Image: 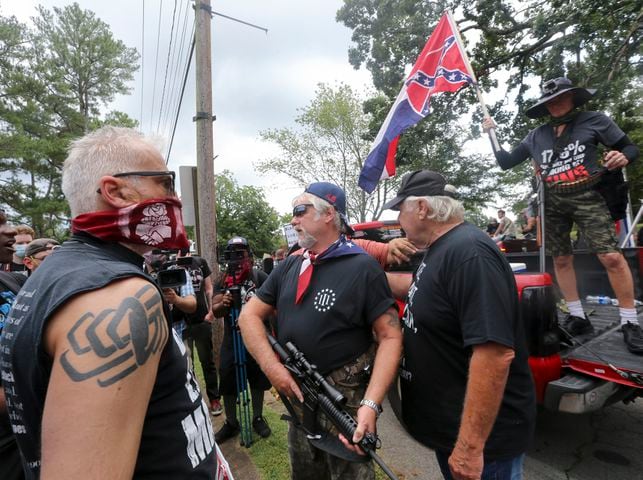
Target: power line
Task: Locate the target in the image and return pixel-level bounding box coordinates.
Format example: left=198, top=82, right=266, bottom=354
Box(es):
left=156, top=0, right=179, bottom=132
left=139, top=0, right=145, bottom=128
left=149, top=0, right=164, bottom=130
left=161, top=1, right=192, bottom=141
left=166, top=35, right=195, bottom=164
left=162, top=19, right=194, bottom=147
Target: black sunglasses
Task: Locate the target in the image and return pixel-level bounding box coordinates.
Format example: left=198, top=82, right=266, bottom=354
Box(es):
left=96, top=171, right=176, bottom=194
left=292, top=203, right=314, bottom=217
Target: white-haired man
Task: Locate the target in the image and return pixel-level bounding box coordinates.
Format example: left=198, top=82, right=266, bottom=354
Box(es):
left=239, top=182, right=402, bottom=480
left=385, top=170, right=536, bottom=480
left=0, top=127, right=217, bottom=479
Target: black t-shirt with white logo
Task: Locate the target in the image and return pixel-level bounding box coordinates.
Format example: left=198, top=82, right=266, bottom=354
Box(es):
left=520, top=111, right=625, bottom=184
left=0, top=234, right=216, bottom=479
left=256, top=253, right=396, bottom=375
left=400, top=222, right=536, bottom=459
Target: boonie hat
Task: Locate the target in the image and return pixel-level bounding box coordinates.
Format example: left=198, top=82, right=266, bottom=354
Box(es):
left=383, top=170, right=457, bottom=211
left=525, top=77, right=596, bottom=119
left=24, top=238, right=59, bottom=258
left=304, top=182, right=354, bottom=235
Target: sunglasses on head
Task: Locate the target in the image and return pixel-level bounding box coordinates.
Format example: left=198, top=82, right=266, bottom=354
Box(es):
left=292, top=203, right=314, bottom=217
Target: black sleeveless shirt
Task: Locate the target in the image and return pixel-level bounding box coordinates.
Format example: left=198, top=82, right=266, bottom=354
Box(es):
left=0, top=234, right=216, bottom=478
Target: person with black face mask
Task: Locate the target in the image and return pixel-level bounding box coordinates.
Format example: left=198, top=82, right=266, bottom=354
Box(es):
left=0, top=127, right=218, bottom=479
left=212, top=236, right=272, bottom=444
left=483, top=77, right=642, bottom=355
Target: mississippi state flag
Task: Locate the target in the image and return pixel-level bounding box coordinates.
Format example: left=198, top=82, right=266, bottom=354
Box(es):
left=358, top=12, right=474, bottom=193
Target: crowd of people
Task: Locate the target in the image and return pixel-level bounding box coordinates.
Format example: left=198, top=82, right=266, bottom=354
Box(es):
left=0, top=73, right=640, bottom=480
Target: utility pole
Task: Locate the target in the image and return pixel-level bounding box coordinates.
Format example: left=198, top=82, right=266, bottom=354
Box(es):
left=194, top=0, right=218, bottom=275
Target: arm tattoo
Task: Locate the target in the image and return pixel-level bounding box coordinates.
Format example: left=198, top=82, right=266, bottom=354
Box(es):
left=385, top=309, right=401, bottom=328
left=60, top=284, right=169, bottom=387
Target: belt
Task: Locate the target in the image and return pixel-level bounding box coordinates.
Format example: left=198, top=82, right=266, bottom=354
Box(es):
left=546, top=172, right=603, bottom=194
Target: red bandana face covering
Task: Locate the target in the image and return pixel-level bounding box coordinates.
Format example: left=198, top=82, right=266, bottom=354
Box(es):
left=72, top=197, right=189, bottom=250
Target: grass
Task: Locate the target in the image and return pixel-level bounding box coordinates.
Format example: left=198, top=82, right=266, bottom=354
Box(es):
left=246, top=404, right=291, bottom=479
left=192, top=354, right=388, bottom=479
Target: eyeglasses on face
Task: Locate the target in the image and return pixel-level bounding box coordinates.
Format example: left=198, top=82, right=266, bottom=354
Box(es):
left=96, top=171, right=176, bottom=194
left=292, top=203, right=314, bottom=217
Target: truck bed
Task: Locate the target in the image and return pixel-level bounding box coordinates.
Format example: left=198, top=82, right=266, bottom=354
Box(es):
left=559, top=303, right=643, bottom=385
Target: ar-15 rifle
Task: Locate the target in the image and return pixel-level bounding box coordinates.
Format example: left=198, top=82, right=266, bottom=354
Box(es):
left=267, top=334, right=399, bottom=480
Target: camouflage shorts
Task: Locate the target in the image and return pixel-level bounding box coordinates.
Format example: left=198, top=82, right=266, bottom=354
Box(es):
left=287, top=345, right=377, bottom=480
left=545, top=188, right=618, bottom=257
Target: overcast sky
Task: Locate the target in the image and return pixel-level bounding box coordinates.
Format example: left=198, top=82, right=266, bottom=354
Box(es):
left=2, top=0, right=373, bottom=217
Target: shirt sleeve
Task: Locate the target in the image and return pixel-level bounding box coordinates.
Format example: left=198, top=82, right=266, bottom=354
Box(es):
left=448, top=254, right=517, bottom=349
left=592, top=112, right=626, bottom=147
left=180, top=273, right=195, bottom=296
left=199, top=258, right=212, bottom=278
left=361, top=263, right=397, bottom=325
left=255, top=257, right=291, bottom=306
left=353, top=239, right=388, bottom=267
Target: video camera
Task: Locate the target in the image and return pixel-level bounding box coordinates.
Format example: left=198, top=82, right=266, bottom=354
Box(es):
left=149, top=249, right=192, bottom=289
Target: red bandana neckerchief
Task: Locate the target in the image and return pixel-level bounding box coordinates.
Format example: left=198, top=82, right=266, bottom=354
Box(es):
left=72, top=197, right=189, bottom=250
left=294, top=235, right=366, bottom=304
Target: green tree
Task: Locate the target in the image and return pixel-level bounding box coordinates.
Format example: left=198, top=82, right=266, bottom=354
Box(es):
left=257, top=83, right=401, bottom=222
left=216, top=171, right=281, bottom=256
left=0, top=4, right=139, bottom=236
left=337, top=0, right=642, bottom=209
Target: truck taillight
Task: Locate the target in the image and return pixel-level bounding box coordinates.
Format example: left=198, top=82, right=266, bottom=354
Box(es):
left=521, top=285, right=560, bottom=357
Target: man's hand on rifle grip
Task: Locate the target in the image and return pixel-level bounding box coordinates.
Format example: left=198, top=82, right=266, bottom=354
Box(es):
left=265, top=362, right=304, bottom=403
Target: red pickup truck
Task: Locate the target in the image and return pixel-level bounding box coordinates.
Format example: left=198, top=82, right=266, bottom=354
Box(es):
left=352, top=220, right=643, bottom=415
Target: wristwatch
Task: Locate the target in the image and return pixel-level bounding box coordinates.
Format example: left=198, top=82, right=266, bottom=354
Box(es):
left=359, top=398, right=383, bottom=418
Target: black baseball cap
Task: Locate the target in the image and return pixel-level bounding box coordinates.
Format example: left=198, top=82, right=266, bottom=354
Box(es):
left=383, top=170, right=457, bottom=211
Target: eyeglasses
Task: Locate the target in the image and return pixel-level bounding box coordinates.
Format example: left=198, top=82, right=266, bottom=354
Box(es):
left=292, top=204, right=314, bottom=217
left=96, top=171, right=176, bottom=194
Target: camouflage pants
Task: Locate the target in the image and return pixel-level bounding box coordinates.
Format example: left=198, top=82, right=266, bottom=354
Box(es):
left=287, top=345, right=376, bottom=480
left=545, top=188, right=618, bottom=257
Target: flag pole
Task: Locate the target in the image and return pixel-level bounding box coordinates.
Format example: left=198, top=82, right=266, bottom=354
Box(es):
left=444, top=10, right=500, bottom=152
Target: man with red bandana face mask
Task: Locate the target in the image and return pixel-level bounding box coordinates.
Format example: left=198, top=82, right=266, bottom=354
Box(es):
left=0, top=127, right=218, bottom=479
left=212, top=236, right=272, bottom=444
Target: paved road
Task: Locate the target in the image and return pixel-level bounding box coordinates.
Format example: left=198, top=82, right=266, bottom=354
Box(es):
left=378, top=398, right=643, bottom=480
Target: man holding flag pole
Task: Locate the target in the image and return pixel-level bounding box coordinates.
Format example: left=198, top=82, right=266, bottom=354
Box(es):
left=363, top=11, right=534, bottom=480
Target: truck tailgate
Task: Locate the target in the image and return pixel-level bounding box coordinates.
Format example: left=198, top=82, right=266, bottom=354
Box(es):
left=561, top=304, right=643, bottom=388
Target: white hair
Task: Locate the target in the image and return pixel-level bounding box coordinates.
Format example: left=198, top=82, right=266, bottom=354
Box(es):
left=403, top=192, right=464, bottom=223
left=62, top=127, right=164, bottom=217
left=292, top=193, right=343, bottom=232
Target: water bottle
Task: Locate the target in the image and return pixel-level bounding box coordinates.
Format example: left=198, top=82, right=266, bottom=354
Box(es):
left=586, top=295, right=611, bottom=305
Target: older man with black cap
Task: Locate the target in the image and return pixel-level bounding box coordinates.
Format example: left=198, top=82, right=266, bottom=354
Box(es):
left=385, top=170, right=536, bottom=480
left=483, top=77, right=642, bottom=354
left=238, top=181, right=402, bottom=480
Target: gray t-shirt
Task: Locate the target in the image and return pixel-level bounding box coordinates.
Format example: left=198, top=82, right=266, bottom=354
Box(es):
left=520, top=111, right=625, bottom=185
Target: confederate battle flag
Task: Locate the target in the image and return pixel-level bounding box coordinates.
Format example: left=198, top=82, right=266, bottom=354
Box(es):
left=358, top=12, right=475, bottom=193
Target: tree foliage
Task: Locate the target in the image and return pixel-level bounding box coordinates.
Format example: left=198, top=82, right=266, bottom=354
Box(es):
left=337, top=0, right=642, bottom=213
left=0, top=3, right=138, bottom=236
left=215, top=171, right=281, bottom=256
left=258, top=83, right=401, bottom=222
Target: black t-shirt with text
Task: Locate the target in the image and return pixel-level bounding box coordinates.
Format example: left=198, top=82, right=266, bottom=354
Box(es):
left=256, top=252, right=396, bottom=375
left=520, top=111, right=625, bottom=184
left=400, top=222, right=536, bottom=459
